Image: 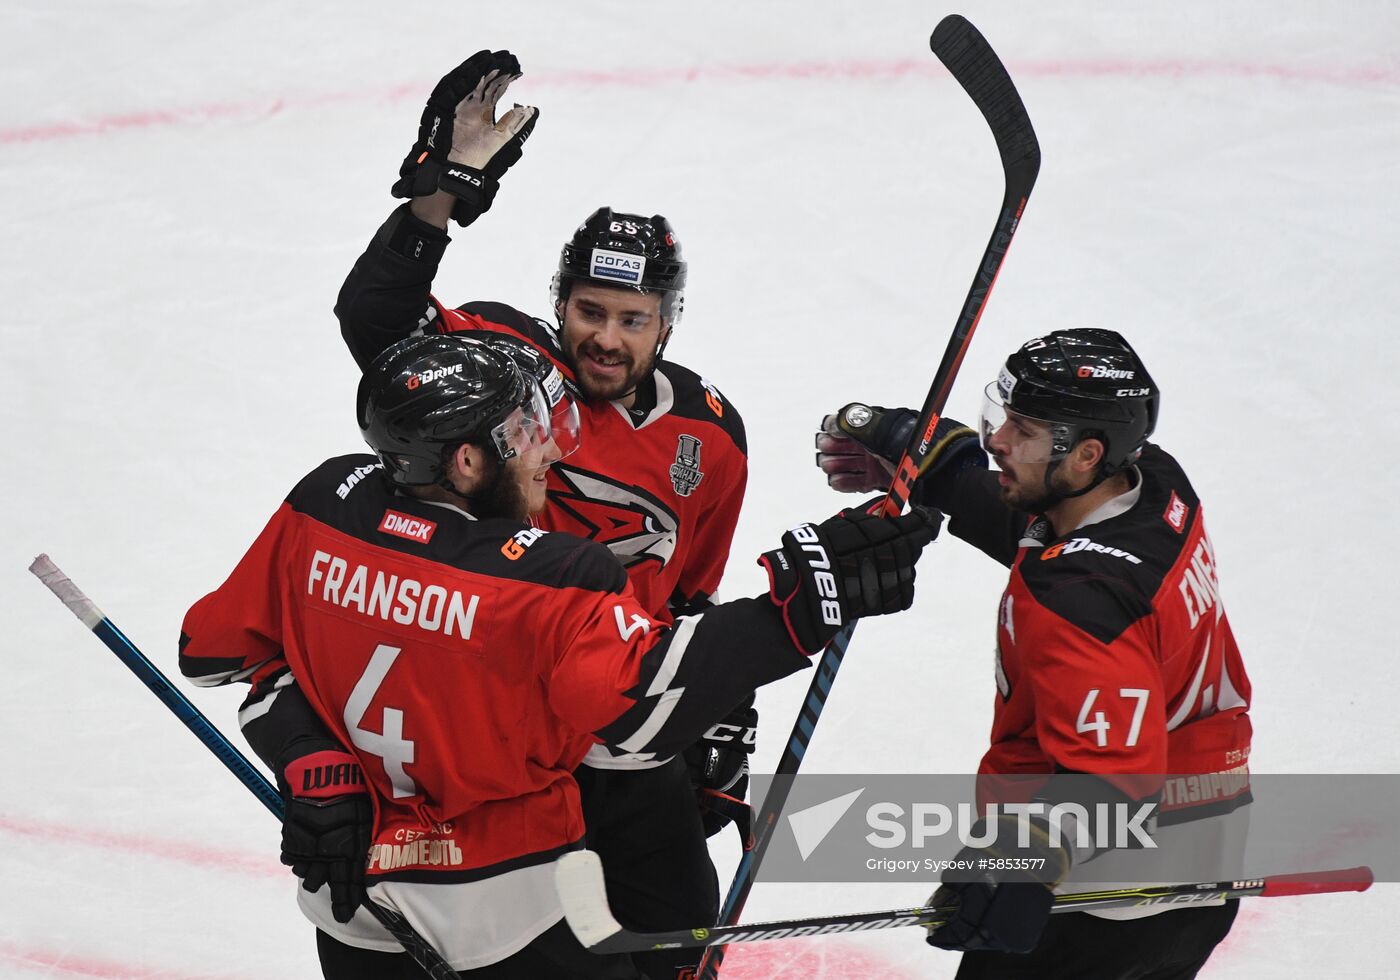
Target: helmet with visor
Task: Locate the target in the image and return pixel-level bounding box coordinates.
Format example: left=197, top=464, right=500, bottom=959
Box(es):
left=980, top=328, right=1159, bottom=479
left=359, top=334, right=580, bottom=490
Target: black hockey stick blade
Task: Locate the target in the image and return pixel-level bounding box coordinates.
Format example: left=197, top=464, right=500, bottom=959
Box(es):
left=931, top=15, right=1040, bottom=191
left=558, top=851, right=1372, bottom=954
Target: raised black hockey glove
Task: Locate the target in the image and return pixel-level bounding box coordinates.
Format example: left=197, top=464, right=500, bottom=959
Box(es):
left=683, top=698, right=757, bottom=840
left=925, top=813, right=1071, bottom=954
left=759, top=505, right=937, bottom=655
left=816, top=404, right=985, bottom=493
left=278, top=746, right=373, bottom=924
left=392, top=49, right=539, bottom=227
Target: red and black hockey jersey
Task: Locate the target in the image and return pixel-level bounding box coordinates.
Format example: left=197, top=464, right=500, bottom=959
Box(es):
left=336, top=205, right=750, bottom=767
left=933, top=445, right=1252, bottom=815
left=179, top=454, right=807, bottom=885
left=336, top=204, right=748, bottom=624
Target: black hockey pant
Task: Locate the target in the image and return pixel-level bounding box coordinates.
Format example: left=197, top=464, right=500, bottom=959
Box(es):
left=575, top=755, right=720, bottom=980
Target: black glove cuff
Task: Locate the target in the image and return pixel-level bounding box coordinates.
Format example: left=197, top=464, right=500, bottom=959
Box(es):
left=758, top=546, right=799, bottom=604
left=439, top=164, right=500, bottom=227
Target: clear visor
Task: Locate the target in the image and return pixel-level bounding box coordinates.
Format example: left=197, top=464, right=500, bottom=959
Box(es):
left=490, top=381, right=582, bottom=464
left=980, top=382, right=1072, bottom=466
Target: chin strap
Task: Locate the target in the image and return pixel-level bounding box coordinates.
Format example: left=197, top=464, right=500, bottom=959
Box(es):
left=654, top=320, right=674, bottom=364
left=1038, top=450, right=1140, bottom=510
left=1037, top=457, right=1105, bottom=508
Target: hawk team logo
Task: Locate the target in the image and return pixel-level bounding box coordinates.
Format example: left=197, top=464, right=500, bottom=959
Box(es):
left=670, top=434, right=704, bottom=497
left=546, top=464, right=680, bottom=568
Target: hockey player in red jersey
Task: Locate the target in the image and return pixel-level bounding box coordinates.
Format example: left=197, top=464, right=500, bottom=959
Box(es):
left=181, top=334, right=935, bottom=978
left=817, top=329, right=1251, bottom=980
left=332, top=50, right=761, bottom=976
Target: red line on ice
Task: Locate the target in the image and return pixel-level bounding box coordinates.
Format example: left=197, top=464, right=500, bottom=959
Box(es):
left=0, top=813, right=282, bottom=879
left=2, top=56, right=1395, bottom=145
left=0, top=941, right=248, bottom=980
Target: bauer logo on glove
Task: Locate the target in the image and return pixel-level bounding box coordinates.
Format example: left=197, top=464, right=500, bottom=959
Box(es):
left=788, top=524, right=843, bottom=627
left=759, top=508, right=937, bottom=655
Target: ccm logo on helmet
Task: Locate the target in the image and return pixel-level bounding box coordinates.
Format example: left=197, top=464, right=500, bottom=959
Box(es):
left=379, top=510, right=438, bottom=544
left=406, top=364, right=464, bottom=390
left=790, top=524, right=843, bottom=626
left=1077, top=365, right=1136, bottom=380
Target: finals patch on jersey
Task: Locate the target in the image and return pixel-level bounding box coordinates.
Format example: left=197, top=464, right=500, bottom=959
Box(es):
left=670, top=434, right=704, bottom=497
left=590, top=248, right=645, bottom=285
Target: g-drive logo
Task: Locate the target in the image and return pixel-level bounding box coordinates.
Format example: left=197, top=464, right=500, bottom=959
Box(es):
left=786, top=789, right=1157, bottom=862
left=406, top=364, right=463, bottom=390
left=1078, top=364, right=1136, bottom=380
left=590, top=247, right=645, bottom=285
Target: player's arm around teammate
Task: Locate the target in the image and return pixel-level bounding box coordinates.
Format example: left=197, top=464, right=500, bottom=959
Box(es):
left=181, top=334, right=938, bottom=978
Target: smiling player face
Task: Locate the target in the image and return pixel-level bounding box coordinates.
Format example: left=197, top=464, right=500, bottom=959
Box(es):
left=559, top=283, right=667, bottom=403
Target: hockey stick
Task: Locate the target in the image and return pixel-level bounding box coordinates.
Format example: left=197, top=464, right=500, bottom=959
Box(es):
left=28, top=554, right=459, bottom=980
left=559, top=850, right=1371, bottom=953
left=700, top=16, right=1040, bottom=976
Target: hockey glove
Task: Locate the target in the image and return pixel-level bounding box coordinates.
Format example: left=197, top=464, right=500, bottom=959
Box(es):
left=759, top=506, right=937, bottom=655
left=392, top=49, right=539, bottom=227
left=925, top=813, right=1072, bottom=954
left=816, top=404, right=985, bottom=493
left=279, top=747, right=373, bottom=924
left=683, top=698, right=757, bottom=840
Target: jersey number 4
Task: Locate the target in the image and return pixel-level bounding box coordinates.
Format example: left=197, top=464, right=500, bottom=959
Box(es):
left=1075, top=687, right=1150, bottom=748
left=344, top=644, right=418, bottom=799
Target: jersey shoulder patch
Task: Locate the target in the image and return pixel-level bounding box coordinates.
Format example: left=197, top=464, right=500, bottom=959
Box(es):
left=291, top=454, right=388, bottom=509
left=656, top=360, right=747, bottom=455
left=483, top=523, right=628, bottom=595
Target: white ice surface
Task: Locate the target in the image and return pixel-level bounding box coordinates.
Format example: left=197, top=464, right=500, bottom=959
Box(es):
left=3, top=1, right=1397, bottom=976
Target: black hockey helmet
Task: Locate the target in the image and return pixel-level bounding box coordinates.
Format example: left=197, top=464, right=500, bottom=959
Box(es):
left=358, top=334, right=578, bottom=488
left=551, top=207, right=687, bottom=326
left=982, top=328, right=1159, bottom=477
